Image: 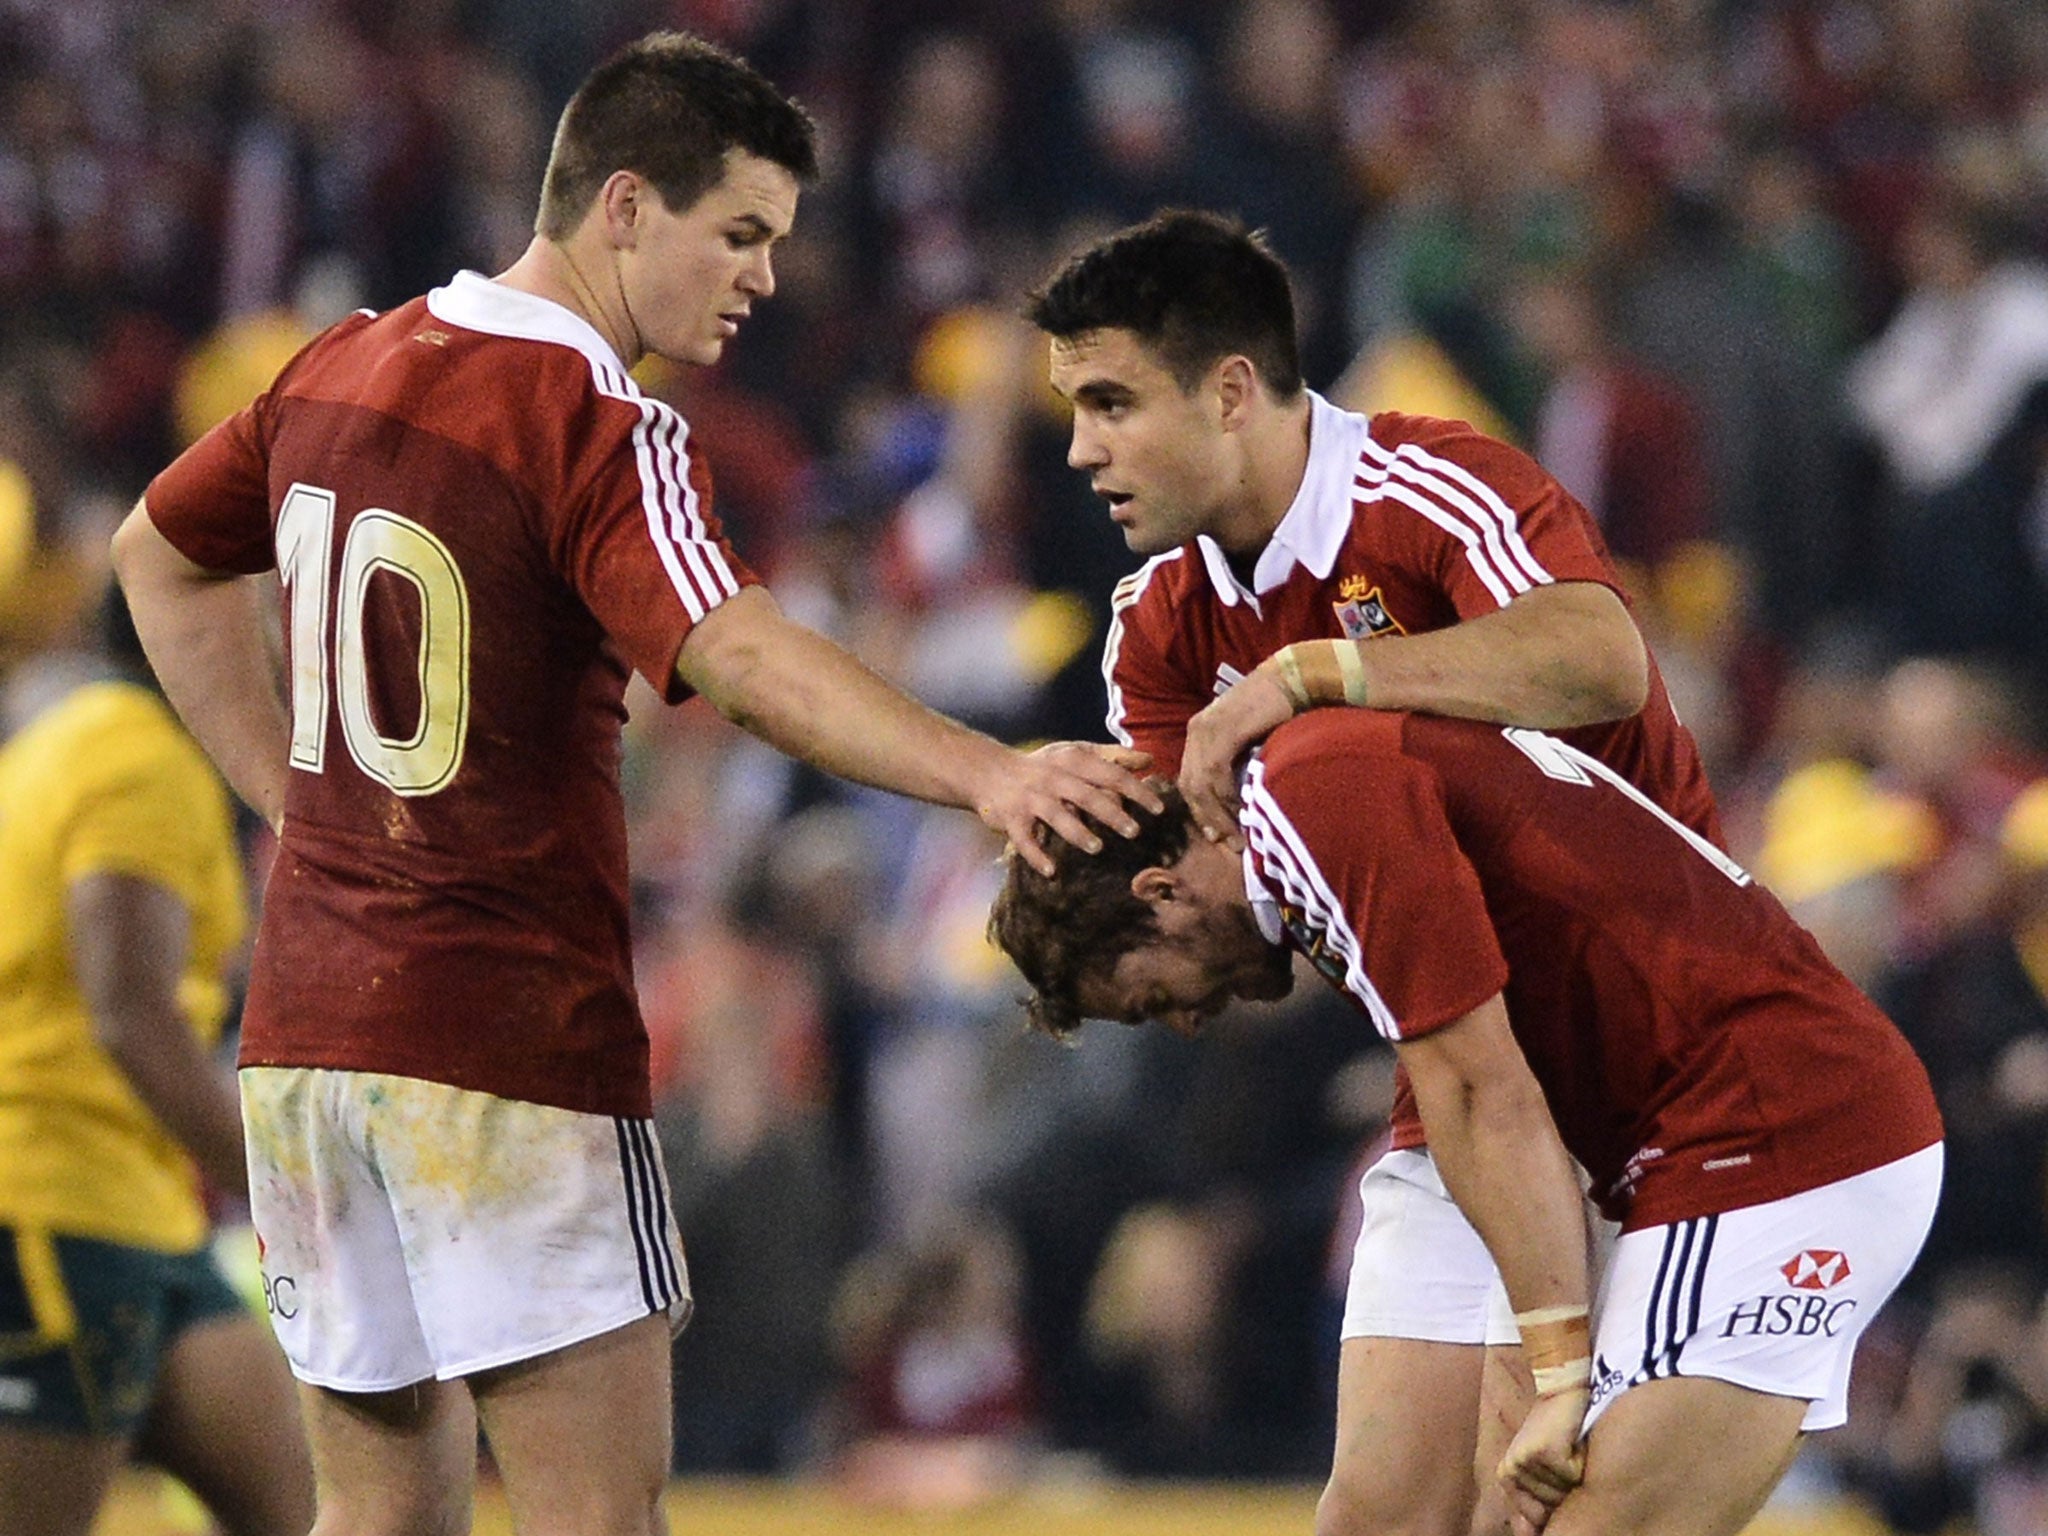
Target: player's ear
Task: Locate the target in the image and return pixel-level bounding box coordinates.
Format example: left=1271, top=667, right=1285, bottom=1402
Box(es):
left=1213, top=355, right=1258, bottom=429
left=1131, top=866, right=1180, bottom=905
left=598, top=171, right=644, bottom=248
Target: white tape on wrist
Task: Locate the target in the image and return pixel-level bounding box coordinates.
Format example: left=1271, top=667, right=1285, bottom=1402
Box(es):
left=1272, top=647, right=1312, bottom=713
left=1332, top=641, right=1370, bottom=706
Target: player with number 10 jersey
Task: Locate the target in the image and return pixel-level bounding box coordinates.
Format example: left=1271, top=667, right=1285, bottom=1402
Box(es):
left=146, top=272, right=744, bottom=1121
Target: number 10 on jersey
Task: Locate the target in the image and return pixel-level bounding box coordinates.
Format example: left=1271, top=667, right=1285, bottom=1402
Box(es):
left=275, top=482, right=472, bottom=797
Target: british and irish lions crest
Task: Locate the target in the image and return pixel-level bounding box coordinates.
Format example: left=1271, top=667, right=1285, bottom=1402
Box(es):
left=1334, top=575, right=1403, bottom=641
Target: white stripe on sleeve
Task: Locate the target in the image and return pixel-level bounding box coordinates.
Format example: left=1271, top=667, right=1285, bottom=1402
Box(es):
left=1240, top=759, right=1402, bottom=1038
left=1357, top=435, right=1557, bottom=607
left=650, top=407, right=731, bottom=603
left=590, top=362, right=734, bottom=622
left=1354, top=472, right=1516, bottom=607
left=1102, top=552, right=1181, bottom=747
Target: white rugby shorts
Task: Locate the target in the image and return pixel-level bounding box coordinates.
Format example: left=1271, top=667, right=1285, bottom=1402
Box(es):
left=1341, top=1148, right=1618, bottom=1349
left=1584, top=1142, right=1943, bottom=1434
left=240, top=1067, right=692, bottom=1392
left=1341, top=1148, right=1521, bottom=1347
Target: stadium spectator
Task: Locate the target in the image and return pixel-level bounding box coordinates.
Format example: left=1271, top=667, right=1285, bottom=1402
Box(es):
left=827, top=1211, right=1039, bottom=1509
left=1846, top=174, right=2048, bottom=681
left=1505, top=263, right=1710, bottom=575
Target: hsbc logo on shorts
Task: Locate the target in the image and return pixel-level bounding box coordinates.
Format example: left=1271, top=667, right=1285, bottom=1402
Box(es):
left=1716, top=1249, right=1861, bottom=1339
left=263, top=1271, right=300, bottom=1321
left=1781, top=1249, right=1851, bottom=1291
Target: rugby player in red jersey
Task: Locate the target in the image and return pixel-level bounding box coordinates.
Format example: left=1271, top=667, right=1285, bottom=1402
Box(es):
left=1030, top=210, right=1723, bottom=1535
left=988, top=709, right=1943, bottom=1536
left=109, top=32, right=1155, bottom=1536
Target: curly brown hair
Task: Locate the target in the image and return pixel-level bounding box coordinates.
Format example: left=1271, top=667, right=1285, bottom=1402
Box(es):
left=986, top=782, right=1194, bottom=1038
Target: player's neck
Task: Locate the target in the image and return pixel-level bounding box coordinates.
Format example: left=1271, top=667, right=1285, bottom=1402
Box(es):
left=495, top=237, right=641, bottom=369
left=1215, top=393, right=1313, bottom=556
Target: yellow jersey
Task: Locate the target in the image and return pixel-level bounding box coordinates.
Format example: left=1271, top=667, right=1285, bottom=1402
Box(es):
left=0, top=680, right=245, bottom=1252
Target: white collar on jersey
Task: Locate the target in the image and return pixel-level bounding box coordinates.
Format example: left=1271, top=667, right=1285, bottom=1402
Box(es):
left=425, top=270, right=629, bottom=380
left=1196, top=389, right=1370, bottom=612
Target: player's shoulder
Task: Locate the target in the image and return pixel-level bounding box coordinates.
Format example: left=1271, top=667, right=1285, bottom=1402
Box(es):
left=296, top=276, right=687, bottom=494
left=1362, top=408, right=1518, bottom=465
left=1258, top=708, right=1412, bottom=792
left=283, top=299, right=425, bottom=385
left=1359, top=409, right=1556, bottom=517
left=1243, top=715, right=1402, bottom=860
left=1110, top=548, right=1195, bottom=618
left=6, top=682, right=198, bottom=804
left=1277, top=709, right=1515, bottom=796
left=301, top=289, right=598, bottom=401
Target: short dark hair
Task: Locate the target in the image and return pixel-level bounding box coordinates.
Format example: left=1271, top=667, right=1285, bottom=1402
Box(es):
left=537, top=31, right=819, bottom=240
left=1026, top=210, right=1304, bottom=397
left=987, top=782, right=1195, bottom=1039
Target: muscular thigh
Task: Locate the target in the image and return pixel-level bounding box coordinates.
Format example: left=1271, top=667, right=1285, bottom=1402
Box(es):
left=1549, top=1376, right=1806, bottom=1536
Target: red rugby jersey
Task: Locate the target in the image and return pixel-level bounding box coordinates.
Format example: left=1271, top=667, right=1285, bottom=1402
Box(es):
left=1104, top=394, right=1722, bottom=1148
left=1242, top=710, right=1942, bottom=1229
left=146, top=272, right=758, bottom=1117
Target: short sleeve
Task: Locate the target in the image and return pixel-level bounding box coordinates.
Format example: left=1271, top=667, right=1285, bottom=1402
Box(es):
left=557, top=394, right=759, bottom=702
left=144, top=399, right=278, bottom=575
left=1104, top=562, right=1207, bottom=773
left=1244, top=712, right=1508, bottom=1039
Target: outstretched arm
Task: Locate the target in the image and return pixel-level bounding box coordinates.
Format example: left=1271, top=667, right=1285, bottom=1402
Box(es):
left=1398, top=993, right=1592, bottom=1534
left=111, top=500, right=289, bottom=831
left=676, top=586, right=1159, bottom=875
left=1180, top=580, right=1648, bottom=843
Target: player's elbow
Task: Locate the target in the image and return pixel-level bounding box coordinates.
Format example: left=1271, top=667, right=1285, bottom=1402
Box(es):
left=1585, top=623, right=1649, bottom=719
left=690, top=637, right=774, bottom=736
left=110, top=499, right=206, bottom=603
left=1538, top=584, right=1649, bottom=725
left=675, top=590, right=791, bottom=740
left=109, top=501, right=154, bottom=593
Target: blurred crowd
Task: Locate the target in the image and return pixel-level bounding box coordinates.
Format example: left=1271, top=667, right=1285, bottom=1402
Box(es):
left=6, top=0, right=2048, bottom=1529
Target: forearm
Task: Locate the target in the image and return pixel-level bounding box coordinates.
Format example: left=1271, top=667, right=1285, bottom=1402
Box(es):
left=112, top=502, right=289, bottom=828
left=1422, top=1075, right=1588, bottom=1316
left=1403, top=1008, right=1589, bottom=1317
left=99, top=1014, right=247, bottom=1196
left=679, top=587, right=1010, bottom=812
left=1263, top=581, right=1648, bottom=730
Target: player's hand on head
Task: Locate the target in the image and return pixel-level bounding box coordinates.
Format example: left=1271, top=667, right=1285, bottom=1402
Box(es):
left=979, top=742, right=1163, bottom=877
left=1496, top=1385, right=1587, bottom=1535
left=1180, top=669, right=1293, bottom=851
